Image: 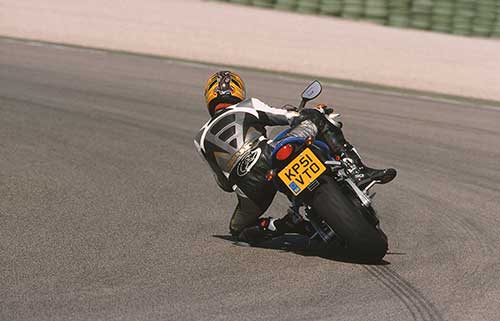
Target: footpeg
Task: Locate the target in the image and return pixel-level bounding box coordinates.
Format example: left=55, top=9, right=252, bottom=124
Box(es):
left=362, top=180, right=380, bottom=194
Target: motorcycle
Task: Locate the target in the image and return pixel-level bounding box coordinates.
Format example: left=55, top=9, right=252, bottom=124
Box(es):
left=266, top=80, right=389, bottom=262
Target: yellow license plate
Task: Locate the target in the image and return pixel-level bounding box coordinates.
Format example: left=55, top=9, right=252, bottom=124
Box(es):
left=278, top=148, right=326, bottom=195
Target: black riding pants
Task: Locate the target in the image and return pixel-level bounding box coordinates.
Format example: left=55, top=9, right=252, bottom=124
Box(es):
left=228, top=141, right=277, bottom=234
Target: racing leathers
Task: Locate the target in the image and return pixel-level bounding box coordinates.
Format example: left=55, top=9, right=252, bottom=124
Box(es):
left=194, top=98, right=297, bottom=239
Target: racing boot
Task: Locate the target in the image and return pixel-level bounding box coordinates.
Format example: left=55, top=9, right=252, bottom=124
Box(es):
left=237, top=215, right=314, bottom=245
left=324, top=125, right=396, bottom=189
left=340, top=143, right=397, bottom=189
left=237, top=217, right=282, bottom=244
left=273, top=212, right=315, bottom=237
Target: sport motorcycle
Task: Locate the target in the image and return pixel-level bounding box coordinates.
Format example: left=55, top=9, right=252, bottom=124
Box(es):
left=266, top=81, right=389, bottom=262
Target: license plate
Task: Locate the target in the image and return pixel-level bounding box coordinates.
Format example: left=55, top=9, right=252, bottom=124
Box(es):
left=278, top=148, right=326, bottom=196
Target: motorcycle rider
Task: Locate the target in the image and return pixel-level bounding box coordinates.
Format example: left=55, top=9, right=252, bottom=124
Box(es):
left=194, top=71, right=396, bottom=244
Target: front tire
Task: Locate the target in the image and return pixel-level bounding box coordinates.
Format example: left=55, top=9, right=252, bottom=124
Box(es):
left=311, top=176, right=388, bottom=262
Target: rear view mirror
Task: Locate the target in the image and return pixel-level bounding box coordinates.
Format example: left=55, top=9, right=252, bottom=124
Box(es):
left=302, top=81, right=322, bottom=101
left=299, top=80, right=322, bottom=110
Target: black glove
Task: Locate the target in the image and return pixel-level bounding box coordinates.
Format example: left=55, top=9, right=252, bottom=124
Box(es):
left=323, top=106, right=335, bottom=115
left=292, top=104, right=327, bottom=129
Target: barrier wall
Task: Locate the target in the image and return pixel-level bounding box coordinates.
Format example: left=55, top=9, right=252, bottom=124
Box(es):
left=219, top=0, right=500, bottom=38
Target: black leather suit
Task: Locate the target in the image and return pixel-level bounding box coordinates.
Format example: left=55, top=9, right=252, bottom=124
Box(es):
left=194, top=98, right=299, bottom=234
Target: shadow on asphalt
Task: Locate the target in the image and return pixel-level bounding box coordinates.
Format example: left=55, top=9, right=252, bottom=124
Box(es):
left=213, top=234, right=392, bottom=266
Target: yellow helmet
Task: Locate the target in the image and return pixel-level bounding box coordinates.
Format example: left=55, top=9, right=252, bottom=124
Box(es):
left=204, top=71, right=246, bottom=116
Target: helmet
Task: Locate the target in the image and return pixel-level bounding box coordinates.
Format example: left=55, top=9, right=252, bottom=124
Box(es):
left=204, top=71, right=246, bottom=116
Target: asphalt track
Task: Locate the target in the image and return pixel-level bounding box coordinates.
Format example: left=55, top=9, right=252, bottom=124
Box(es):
left=1, top=38, right=500, bottom=321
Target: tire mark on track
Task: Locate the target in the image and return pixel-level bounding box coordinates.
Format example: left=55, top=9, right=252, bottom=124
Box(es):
left=412, top=189, right=495, bottom=301
left=437, top=211, right=495, bottom=306
left=365, top=266, right=444, bottom=321
left=414, top=189, right=494, bottom=257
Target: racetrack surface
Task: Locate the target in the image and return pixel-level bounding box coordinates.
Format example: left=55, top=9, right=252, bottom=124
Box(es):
left=1, top=39, right=500, bottom=321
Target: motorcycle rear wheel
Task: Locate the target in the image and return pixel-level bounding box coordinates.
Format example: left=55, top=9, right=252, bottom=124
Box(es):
left=311, top=176, right=388, bottom=262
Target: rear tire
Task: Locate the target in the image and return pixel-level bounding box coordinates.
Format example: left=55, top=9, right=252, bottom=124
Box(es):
left=311, top=176, right=388, bottom=262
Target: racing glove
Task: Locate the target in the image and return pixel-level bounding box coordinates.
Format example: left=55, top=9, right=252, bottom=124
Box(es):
left=292, top=104, right=327, bottom=129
